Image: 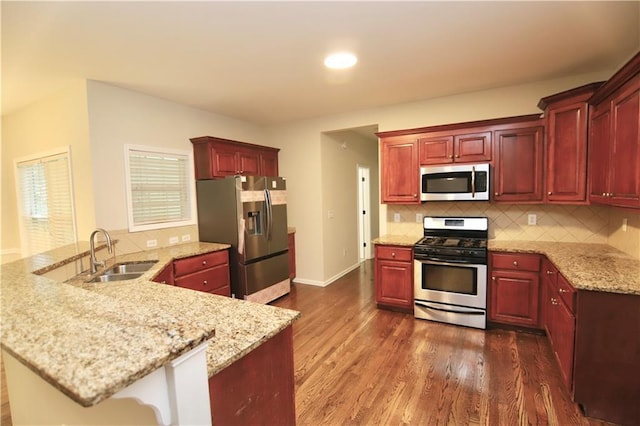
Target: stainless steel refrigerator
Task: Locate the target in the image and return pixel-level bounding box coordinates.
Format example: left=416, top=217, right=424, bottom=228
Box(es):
left=196, top=176, right=290, bottom=303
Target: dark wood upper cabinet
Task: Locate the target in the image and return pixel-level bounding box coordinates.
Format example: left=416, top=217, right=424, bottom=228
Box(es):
left=379, top=136, right=420, bottom=204
left=493, top=124, right=544, bottom=203
left=418, top=131, right=491, bottom=165
left=538, top=82, right=603, bottom=204
left=190, top=136, right=280, bottom=179
left=588, top=51, right=640, bottom=208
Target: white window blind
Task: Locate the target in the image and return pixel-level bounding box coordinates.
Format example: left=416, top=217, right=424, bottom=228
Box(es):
left=15, top=148, right=77, bottom=256
left=125, top=146, right=196, bottom=232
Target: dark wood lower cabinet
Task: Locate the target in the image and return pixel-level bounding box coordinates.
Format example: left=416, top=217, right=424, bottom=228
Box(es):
left=209, top=325, right=295, bottom=425
left=573, top=291, right=640, bottom=425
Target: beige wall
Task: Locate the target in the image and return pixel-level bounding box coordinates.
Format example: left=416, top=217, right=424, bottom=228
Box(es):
left=1, top=80, right=95, bottom=259
left=86, top=80, right=267, bottom=232
left=268, top=70, right=614, bottom=284
left=608, top=208, right=640, bottom=260
left=320, top=129, right=379, bottom=284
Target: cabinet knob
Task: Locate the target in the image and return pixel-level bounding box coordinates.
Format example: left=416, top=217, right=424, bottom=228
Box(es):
left=513, top=260, right=518, bottom=266
left=559, top=288, right=567, bottom=293
left=448, top=155, right=453, bottom=159
left=413, top=193, right=417, bottom=198
left=546, top=270, right=554, bottom=275
left=455, top=154, right=460, bottom=158
left=202, top=260, right=207, bottom=266
left=492, top=276, right=496, bottom=281
left=203, top=280, right=208, bottom=285
left=602, top=192, right=607, bottom=196
left=548, top=191, right=552, bottom=195
left=495, top=192, right=499, bottom=196
left=391, top=252, right=396, bottom=258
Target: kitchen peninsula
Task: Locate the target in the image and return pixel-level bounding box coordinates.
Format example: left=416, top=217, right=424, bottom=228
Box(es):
left=0, top=241, right=300, bottom=425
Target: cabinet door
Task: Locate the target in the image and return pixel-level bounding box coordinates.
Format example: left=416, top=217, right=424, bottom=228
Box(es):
left=375, top=258, right=413, bottom=310
left=454, top=131, right=492, bottom=163
left=540, top=257, right=557, bottom=335
left=553, top=297, right=575, bottom=390
left=381, top=137, right=420, bottom=204
left=260, top=150, right=279, bottom=177
left=493, top=126, right=544, bottom=202
left=489, top=269, right=540, bottom=327
left=588, top=105, right=612, bottom=203
left=609, top=78, right=640, bottom=208
left=238, top=149, right=261, bottom=176
left=419, top=136, right=454, bottom=165
left=212, top=144, right=240, bottom=177
left=546, top=102, right=588, bottom=202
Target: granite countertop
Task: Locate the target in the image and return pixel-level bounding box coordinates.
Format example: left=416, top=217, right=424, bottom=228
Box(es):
left=488, top=240, right=640, bottom=296
left=373, top=234, right=639, bottom=296
left=372, top=235, right=420, bottom=246
left=0, top=241, right=300, bottom=407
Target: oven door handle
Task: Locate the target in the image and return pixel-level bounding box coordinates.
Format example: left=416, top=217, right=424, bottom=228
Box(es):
left=415, top=301, right=485, bottom=315
left=414, top=257, right=484, bottom=266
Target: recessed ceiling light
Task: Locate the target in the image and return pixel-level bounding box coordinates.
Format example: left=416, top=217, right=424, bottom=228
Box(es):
left=324, top=52, right=358, bottom=69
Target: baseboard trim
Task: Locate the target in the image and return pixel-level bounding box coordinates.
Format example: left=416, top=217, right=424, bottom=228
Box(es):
left=293, top=262, right=362, bottom=287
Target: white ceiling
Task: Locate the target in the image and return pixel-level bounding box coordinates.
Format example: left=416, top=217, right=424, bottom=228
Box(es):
left=2, top=1, right=639, bottom=125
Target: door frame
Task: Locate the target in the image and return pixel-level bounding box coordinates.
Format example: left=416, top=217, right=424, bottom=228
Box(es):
left=357, top=165, right=372, bottom=260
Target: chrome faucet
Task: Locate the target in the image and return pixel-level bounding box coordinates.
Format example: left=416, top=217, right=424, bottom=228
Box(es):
left=89, top=228, right=114, bottom=274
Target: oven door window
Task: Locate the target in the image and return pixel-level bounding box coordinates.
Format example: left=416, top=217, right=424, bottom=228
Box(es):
left=423, top=172, right=471, bottom=193
left=421, top=263, right=477, bottom=295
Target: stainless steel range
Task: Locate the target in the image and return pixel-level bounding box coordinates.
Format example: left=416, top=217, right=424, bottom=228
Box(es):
left=413, top=216, right=488, bottom=329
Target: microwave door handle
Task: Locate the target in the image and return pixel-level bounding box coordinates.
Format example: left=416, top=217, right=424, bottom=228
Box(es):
left=471, top=165, right=476, bottom=198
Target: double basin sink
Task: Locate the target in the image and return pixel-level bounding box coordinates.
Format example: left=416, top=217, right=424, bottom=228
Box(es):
left=86, top=261, right=158, bottom=283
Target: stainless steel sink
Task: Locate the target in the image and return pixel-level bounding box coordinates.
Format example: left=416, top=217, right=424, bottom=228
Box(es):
left=87, top=272, right=146, bottom=283
left=85, top=261, right=158, bottom=283
left=104, top=261, right=158, bottom=275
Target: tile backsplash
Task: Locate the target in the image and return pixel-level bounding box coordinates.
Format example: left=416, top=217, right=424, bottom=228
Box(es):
left=387, top=202, right=640, bottom=260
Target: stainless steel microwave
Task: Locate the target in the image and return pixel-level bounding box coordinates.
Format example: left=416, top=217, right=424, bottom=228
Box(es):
left=420, top=163, right=490, bottom=201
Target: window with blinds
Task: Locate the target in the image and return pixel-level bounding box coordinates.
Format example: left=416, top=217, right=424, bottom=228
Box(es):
left=124, top=145, right=197, bottom=232
left=15, top=147, right=77, bottom=256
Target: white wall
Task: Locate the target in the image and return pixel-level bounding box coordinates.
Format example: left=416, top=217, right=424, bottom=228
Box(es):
left=1, top=80, right=95, bottom=258
left=267, top=70, right=613, bottom=284
left=85, top=81, right=266, bottom=231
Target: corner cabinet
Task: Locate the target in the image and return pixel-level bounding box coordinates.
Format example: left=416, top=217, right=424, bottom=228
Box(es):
left=488, top=252, right=541, bottom=328
left=538, top=83, right=603, bottom=204
left=588, top=52, right=640, bottom=208
left=191, top=136, right=280, bottom=179
left=379, top=136, right=420, bottom=204
left=374, top=244, right=414, bottom=311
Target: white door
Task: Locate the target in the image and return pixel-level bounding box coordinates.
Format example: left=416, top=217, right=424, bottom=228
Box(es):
left=357, top=165, right=372, bottom=260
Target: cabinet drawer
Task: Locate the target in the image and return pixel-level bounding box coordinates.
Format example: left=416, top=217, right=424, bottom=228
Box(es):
left=491, top=253, right=540, bottom=272
left=557, top=273, right=576, bottom=314
left=175, top=264, right=230, bottom=293
left=174, top=250, right=229, bottom=277
left=375, top=245, right=413, bottom=262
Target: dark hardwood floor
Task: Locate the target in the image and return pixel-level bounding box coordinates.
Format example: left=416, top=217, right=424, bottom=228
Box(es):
left=273, top=260, right=614, bottom=426
left=1, top=260, right=614, bottom=425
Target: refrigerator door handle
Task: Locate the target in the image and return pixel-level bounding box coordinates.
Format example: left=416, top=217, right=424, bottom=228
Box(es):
left=264, top=189, right=273, bottom=240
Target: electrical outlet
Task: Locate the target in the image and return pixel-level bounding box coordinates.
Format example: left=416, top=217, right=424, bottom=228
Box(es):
left=622, top=218, right=628, bottom=232
left=169, top=236, right=179, bottom=244
left=181, top=234, right=191, bottom=242
left=146, top=239, right=158, bottom=248
left=527, top=214, right=537, bottom=226
left=416, top=213, right=424, bottom=223
left=394, top=213, right=401, bottom=223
